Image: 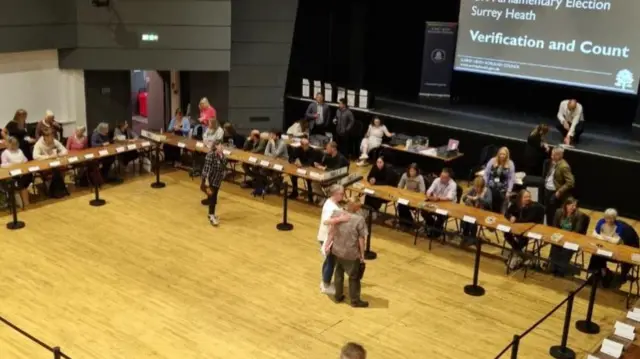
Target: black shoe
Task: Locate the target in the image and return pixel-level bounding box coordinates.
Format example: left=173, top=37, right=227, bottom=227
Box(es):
left=240, top=181, right=252, bottom=188
left=288, top=191, right=299, bottom=199
left=334, top=295, right=345, bottom=303
left=201, top=198, right=209, bottom=205
left=351, top=300, right=369, bottom=308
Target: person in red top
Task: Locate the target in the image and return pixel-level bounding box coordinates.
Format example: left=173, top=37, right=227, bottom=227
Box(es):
left=198, top=97, right=217, bottom=126
left=66, top=126, right=88, bottom=151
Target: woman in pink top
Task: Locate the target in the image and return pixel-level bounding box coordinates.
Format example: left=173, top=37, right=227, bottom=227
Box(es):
left=66, top=126, right=88, bottom=151
left=198, top=97, right=217, bottom=126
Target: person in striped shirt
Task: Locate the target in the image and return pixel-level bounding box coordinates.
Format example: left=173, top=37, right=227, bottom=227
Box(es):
left=201, top=140, right=227, bottom=226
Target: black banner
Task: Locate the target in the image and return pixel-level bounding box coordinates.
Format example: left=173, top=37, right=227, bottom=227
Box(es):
left=419, top=22, right=458, bottom=98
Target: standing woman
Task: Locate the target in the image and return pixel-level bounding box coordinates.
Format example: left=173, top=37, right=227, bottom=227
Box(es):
left=198, top=97, right=217, bottom=127
left=1, top=137, right=32, bottom=208
left=356, top=117, right=393, bottom=166
left=201, top=140, right=227, bottom=227
left=523, top=124, right=550, bottom=175
left=4, top=109, right=35, bottom=160
left=483, top=146, right=515, bottom=213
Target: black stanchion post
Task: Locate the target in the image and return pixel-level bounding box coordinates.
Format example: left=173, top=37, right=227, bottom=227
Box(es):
left=150, top=143, right=166, bottom=189
left=464, top=237, right=485, bottom=296
left=276, top=182, right=293, bottom=231
left=550, top=293, right=576, bottom=359
left=89, top=177, right=106, bottom=207
left=576, top=273, right=601, bottom=334
left=6, top=179, right=25, bottom=230
left=364, top=207, right=377, bottom=260
left=511, top=334, right=520, bottom=359
left=53, top=347, right=61, bottom=359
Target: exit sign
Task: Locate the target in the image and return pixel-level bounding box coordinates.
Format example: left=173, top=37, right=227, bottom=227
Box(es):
left=141, top=33, right=158, bottom=42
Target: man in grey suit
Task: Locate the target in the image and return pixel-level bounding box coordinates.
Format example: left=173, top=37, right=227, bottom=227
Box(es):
left=305, top=93, right=331, bottom=135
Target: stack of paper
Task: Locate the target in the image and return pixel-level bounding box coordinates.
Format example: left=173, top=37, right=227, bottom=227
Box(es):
left=627, top=308, right=640, bottom=322
left=600, top=338, right=624, bottom=358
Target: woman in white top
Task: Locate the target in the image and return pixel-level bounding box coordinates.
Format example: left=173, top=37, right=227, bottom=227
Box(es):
left=2, top=137, right=31, bottom=207
left=286, top=119, right=309, bottom=138
left=203, top=119, right=224, bottom=148
left=33, top=129, right=68, bottom=160
left=357, top=117, right=393, bottom=166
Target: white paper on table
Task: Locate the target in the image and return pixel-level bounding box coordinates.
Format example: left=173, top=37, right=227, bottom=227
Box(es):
left=363, top=188, right=375, bottom=195
left=435, top=208, right=448, bottom=216
left=248, top=157, right=258, bottom=163
left=127, top=144, right=137, bottom=150
left=259, top=160, right=270, bottom=167
left=9, top=169, right=22, bottom=176
left=562, top=242, right=579, bottom=251
left=497, top=224, right=511, bottom=233
left=596, top=249, right=613, bottom=258
left=296, top=169, right=307, bottom=175
left=115, top=147, right=125, bottom=153
left=526, top=232, right=543, bottom=240
left=141, top=141, right=151, bottom=147
left=68, top=156, right=79, bottom=163
left=84, top=153, right=95, bottom=159
left=28, top=166, right=40, bottom=172
left=614, top=321, right=635, bottom=340
left=222, top=150, right=231, bottom=155
left=462, top=215, right=476, bottom=224
left=98, top=150, right=109, bottom=156
left=397, top=198, right=409, bottom=205
left=177, top=142, right=186, bottom=148
left=48, top=161, right=61, bottom=167
left=272, top=164, right=284, bottom=171
left=196, top=142, right=204, bottom=148
left=632, top=254, right=640, bottom=263
left=419, top=148, right=438, bottom=156
left=600, top=338, right=624, bottom=358
left=627, top=310, right=640, bottom=322
left=310, top=172, right=322, bottom=179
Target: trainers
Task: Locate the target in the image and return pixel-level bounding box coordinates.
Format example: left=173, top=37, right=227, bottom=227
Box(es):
left=209, top=215, right=219, bottom=226
left=321, top=282, right=336, bottom=295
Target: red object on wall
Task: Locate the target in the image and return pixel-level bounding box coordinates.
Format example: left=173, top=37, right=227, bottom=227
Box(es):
left=137, top=91, right=148, bottom=117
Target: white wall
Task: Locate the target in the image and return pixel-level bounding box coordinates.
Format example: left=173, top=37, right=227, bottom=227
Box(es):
left=0, top=50, right=86, bottom=136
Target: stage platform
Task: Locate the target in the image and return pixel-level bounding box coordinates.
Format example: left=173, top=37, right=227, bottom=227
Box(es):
left=285, top=95, right=640, bottom=218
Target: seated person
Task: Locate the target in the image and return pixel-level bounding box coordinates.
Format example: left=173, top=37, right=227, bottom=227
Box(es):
left=547, top=197, right=585, bottom=276
left=66, top=126, right=88, bottom=151
left=483, top=146, right=515, bottom=213
left=252, top=130, right=289, bottom=195
left=588, top=208, right=625, bottom=287
left=114, top=120, right=139, bottom=168
left=363, top=156, right=395, bottom=214
left=2, top=136, right=32, bottom=207
left=556, top=98, right=584, bottom=145
left=423, top=168, right=457, bottom=238
left=222, top=123, right=244, bottom=147
left=91, top=122, right=118, bottom=183
left=288, top=137, right=318, bottom=201
left=264, top=130, right=288, bottom=160
left=240, top=130, right=268, bottom=188
left=167, top=108, right=191, bottom=136
left=504, top=190, right=539, bottom=270
left=203, top=119, right=224, bottom=148
left=35, top=110, right=62, bottom=140
left=357, top=117, right=393, bottom=166
left=286, top=119, right=309, bottom=138
left=396, top=163, right=426, bottom=228
left=461, top=176, right=492, bottom=243
left=33, top=128, right=69, bottom=198
left=312, top=141, right=349, bottom=200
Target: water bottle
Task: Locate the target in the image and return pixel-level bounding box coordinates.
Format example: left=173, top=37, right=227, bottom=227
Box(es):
left=228, top=138, right=234, bottom=148
left=405, top=138, right=413, bottom=150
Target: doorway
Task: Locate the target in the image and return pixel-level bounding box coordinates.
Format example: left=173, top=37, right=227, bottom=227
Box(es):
left=130, top=70, right=170, bottom=133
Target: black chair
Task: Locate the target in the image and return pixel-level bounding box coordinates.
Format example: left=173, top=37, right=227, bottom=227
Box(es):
left=522, top=159, right=550, bottom=190
left=468, top=144, right=497, bottom=181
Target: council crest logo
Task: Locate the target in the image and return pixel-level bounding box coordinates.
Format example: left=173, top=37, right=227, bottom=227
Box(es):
left=431, top=49, right=446, bottom=63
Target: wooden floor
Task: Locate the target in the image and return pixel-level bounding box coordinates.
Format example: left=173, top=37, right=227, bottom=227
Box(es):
left=0, top=169, right=633, bottom=358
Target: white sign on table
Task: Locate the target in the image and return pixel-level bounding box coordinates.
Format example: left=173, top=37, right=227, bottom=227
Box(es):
left=363, top=188, right=375, bottom=195
left=49, top=161, right=61, bottom=167
left=527, top=232, right=543, bottom=240
left=115, top=147, right=125, bottom=153
left=497, top=224, right=511, bottom=233
left=462, top=215, right=476, bottom=224
left=68, top=156, right=79, bottom=163
left=127, top=144, right=137, bottom=150
left=562, top=242, right=579, bottom=251
left=248, top=157, right=258, bottom=163
left=9, top=169, right=22, bottom=176
left=85, top=154, right=95, bottom=159
left=272, top=164, right=284, bottom=171
left=28, top=166, right=40, bottom=172
left=259, top=160, right=270, bottom=167
left=98, top=150, right=109, bottom=156
left=296, top=169, right=307, bottom=175
left=600, top=338, right=623, bottom=358
left=397, top=198, right=409, bottom=205
left=435, top=208, right=448, bottom=216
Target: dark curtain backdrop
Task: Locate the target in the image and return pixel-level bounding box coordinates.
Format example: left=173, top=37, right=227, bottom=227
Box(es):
left=289, top=0, right=639, bottom=128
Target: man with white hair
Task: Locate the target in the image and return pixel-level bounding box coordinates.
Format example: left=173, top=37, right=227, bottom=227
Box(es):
left=544, top=147, right=575, bottom=225
left=35, top=110, right=61, bottom=140
left=317, top=184, right=350, bottom=294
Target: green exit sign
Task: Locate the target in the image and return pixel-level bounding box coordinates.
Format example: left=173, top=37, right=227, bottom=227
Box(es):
left=141, top=33, right=158, bottom=42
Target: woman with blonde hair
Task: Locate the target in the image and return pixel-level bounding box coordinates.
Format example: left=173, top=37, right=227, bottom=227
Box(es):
left=66, top=126, right=88, bottom=151
left=461, top=176, right=492, bottom=244
left=1, top=136, right=31, bottom=207
left=483, top=146, right=515, bottom=213
left=198, top=97, right=217, bottom=126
